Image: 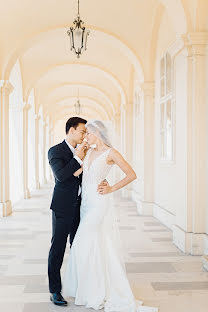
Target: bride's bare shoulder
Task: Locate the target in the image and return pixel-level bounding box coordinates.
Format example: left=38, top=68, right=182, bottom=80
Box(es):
left=107, top=148, right=121, bottom=164
left=108, top=148, right=120, bottom=156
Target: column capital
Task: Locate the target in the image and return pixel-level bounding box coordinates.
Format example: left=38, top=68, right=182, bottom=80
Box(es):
left=141, top=82, right=155, bottom=96
left=183, top=32, right=208, bottom=56
left=0, top=80, right=13, bottom=95
left=187, top=32, right=208, bottom=45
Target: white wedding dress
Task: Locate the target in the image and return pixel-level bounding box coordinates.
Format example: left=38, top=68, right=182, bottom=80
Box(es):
left=63, top=148, right=158, bottom=312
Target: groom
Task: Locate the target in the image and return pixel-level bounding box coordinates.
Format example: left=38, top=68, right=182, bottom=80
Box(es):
left=48, top=117, right=87, bottom=306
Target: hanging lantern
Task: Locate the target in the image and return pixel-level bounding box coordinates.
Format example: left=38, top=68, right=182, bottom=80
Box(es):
left=67, top=0, right=90, bottom=58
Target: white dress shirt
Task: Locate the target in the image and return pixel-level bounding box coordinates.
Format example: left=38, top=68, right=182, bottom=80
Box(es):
left=65, top=139, right=82, bottom=196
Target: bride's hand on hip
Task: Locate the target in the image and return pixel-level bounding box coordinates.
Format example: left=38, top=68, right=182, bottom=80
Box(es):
left=97, top=181, right=112, bottom=195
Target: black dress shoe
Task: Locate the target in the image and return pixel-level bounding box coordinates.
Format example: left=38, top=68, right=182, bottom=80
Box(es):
left=50, top=293, right=68, bottom=306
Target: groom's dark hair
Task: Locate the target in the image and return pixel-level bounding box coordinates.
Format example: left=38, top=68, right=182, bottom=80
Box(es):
left=66, top=117, right=87, bottom=134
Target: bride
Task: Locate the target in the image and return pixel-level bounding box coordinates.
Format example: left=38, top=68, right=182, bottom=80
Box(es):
left=63, top=120, right=158, bottom=312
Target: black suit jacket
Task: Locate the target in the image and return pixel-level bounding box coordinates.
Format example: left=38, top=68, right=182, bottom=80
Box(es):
left=48, top=140, right=82, bottom=215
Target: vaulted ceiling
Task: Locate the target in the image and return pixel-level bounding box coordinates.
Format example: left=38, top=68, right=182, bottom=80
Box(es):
left=0, top=0, right=207, bottom=123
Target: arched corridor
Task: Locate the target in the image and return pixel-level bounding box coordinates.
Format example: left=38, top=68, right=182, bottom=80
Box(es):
left=0, top=0, right=208, bottom=311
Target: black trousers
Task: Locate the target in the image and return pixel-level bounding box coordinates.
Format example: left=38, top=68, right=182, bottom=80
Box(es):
left=48, top=200, right=81, bottom=294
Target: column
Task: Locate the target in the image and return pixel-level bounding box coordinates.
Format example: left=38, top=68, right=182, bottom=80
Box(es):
left=48, top=126, right=52, bottom=180
left=42, top=121, right=47, bottom=184
left=23, top=103, right=31, bottom=198
left=187, top=33, right=207, bottom=234
left=50, top=127, right=54, bottom=147
left=125, top=66, right=134, bottom=165
left=139, top=82, right=155, bottom=215
left=131, top=89, right=144, bottom=210
left=112, top=112, right=121, bottom=199
left=113, top=112, right=121, bottom=147
left=35, top=115, right=40, bottom=189
left=120, top=103, right=134, bottom=198
left=186, top=33, right=208, bottom=255
left=125, top=104, right=133, bottom=164
left=173, top=32, right=208, bottom=255
left=0, top=80, right=13, bottom=217
left=122, top=66, right=135, bottom=198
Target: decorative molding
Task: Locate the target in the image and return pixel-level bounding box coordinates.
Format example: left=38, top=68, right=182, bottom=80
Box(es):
left=183, top=32, right=208, bottom=56
left=133, top=199, right=208, bottom=255
left=173, top=225, right=208, bottom=255
left=138, top=201, right=153, bottom=216
left=153, top=203, right=175, bottom=230
left=187, top=32, right=208, bottom=45
left=132, top=191, right=153, bottom=216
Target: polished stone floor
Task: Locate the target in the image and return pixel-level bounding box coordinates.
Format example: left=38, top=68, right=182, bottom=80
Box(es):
left=0, top=183, right=207, bottom=312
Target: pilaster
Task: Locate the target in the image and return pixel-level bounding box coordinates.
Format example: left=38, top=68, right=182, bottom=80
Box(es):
left=35, top=114, right=41, bottom=189
left=0, top=80, right=13, bottom=217
left=23, top=103, right=31, bottom=198
left=138, top=82, right=155, bottom=215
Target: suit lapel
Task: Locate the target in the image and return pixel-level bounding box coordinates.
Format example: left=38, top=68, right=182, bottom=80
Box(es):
left=61, top=140, right=73, bottom=157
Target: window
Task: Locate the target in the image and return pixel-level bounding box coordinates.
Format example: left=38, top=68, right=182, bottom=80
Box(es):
left=160, top=52, right=174, bottom=161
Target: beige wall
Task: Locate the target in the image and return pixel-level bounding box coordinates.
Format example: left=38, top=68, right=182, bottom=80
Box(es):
left=206, top=52, right=208, bottom=235
left=154, top=46, right=188, bottom=228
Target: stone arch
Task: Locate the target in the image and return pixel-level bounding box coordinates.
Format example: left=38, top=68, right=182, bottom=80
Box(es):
left=40, top=82, right=116, bottom=115
left=3, top=26, right=144, bottom=83
left=25, top=62, right=127, bottom=109
left=47, top=95, right=111, bottom=120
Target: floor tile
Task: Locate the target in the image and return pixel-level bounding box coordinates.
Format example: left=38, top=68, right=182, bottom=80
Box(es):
left=0, top=183, right=207, bottom=312
left=126, top=262, right=176, bottom=273
left=152, top=281, right=208, bottom=291
left=151, top=238, right=172, bottom=242
left=129, top=252, right=182, bottom=257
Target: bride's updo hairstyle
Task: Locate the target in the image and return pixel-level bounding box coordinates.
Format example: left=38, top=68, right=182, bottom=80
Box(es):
left=86, top=120, right=112, bottom=148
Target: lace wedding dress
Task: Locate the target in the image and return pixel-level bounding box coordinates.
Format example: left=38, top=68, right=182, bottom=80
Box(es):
left=63, top=148, right=158, bottom=312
